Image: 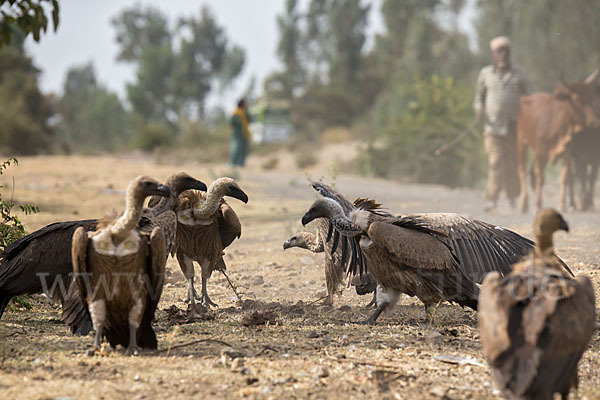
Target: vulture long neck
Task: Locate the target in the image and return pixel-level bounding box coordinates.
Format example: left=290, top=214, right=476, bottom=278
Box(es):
left=301, top=232, right=324, bottom=253
left=152, top=179, right=178, bottom=216
left=193, top=183, right=224, bottom=219
left=111, top=184, right=146, bottom=241
left=534, top=227, right=555, bottom=259
left=327, top=203, right=363, bottom=237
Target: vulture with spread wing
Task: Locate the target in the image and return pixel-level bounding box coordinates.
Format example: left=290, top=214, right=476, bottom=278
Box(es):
left=0, top=173, right=207, bottom=334
left=72, top=176, right=171, bottom=354
left=301, top=182, right=572, bottom=323
left=173, top=177, right=248, bottom=307
left=479, top=209, right=595, bottom=400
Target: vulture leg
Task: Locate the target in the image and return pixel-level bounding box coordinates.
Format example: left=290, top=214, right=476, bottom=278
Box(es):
left=126, top=296, right=143, bottom=356
left=89, top=299, right=106, bottom=351
left=200, top=259, right=218, bottom=308
left=176, top=251, right=201, bottom=304
left=365, top=301, right=389, bottom=325
left=200, top=276, right=218, bottom=308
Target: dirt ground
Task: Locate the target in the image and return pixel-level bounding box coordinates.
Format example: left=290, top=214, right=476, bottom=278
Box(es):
left=0, top=152, right=599, bottom=400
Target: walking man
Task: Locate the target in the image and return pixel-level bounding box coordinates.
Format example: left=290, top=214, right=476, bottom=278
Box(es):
left=230, top=98, right=252, bottom=167
left=474, top=36, right=532, bottom=212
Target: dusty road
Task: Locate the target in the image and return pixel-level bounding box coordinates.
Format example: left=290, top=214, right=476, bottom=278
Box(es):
left=0, top=154, right=598, bottom=399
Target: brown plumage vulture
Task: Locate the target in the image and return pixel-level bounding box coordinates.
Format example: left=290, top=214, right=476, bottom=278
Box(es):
left=301, top=182, right=572, bottom=324
left=479, top=209, right=595, bottom=400
left=283, top=216, right=376, bottom=306
left=72, top=176, right=171, bottom=354
left=173, top=177, right=248, bottom=307
left=0, top=173, right=207, bottom=335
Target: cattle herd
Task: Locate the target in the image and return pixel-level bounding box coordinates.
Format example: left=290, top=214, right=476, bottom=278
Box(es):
left=517, top=66, right=600, bottom=212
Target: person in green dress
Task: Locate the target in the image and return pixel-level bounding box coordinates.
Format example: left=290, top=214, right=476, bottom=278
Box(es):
left=230, top=98, right=252, bottom=166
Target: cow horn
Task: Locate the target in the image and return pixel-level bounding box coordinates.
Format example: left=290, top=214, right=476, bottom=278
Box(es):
left=584, top=66, right=600, bottom=84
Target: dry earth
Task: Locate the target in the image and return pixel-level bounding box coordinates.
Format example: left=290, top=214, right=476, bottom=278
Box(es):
left=0, top=153, right=599, bottom=400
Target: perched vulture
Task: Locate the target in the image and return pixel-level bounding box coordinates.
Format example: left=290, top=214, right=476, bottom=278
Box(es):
left=283, top=216, right=376, bottom=306
left=0, top=173, right=207, bottom=335
left=301, top=182, right=571, bottom=324
left=72, top=176, right=170, bottom=354
left=479, top=209, right=595, bottom=400
left=173, top=177, right=248, bottom=307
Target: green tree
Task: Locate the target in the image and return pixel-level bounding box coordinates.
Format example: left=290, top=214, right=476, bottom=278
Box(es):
left=58, top=62, right=131, bottom=152
left=0, top=0, right=59, bottom=45
left=0, top=37, right=54, bottom=154
left=273, top=0, right=304, bottom=99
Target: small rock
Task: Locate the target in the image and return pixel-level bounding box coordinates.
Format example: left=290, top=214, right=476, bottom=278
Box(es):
left=231, top=358, right=245, bottom=370
left=246, top=376, right=259, bottom=385
left=426, top=331, right=443, bottom=344
left=33, top=358, right=42, bottom=366
left=251, top=276, right=264, bottom=286
left=307, top=331, right=320, bottom=339
left=289, top=283, right=296, bottom=289
left=308, top=279, right=316, bottom=285
left=338, top=305, right=352, bottom=312
left=430, top=385, right=447, bottom=398
left=134, top=374, right=141, bottom=381
left=221, top=347, right=245, bottom=360
left=314, top=366, right=329, bottom=378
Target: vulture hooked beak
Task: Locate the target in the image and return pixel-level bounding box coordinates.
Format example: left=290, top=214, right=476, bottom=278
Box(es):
left=227, top=187, right=249, bottom=204
left=301, top=211, right=316, bottom=226
left=283, top=239, right=292, bottom=250
left=559, top=218, right=569, bottom=233
left=191, top=179, right=208, bottom=192
left=154, top=184, right=171, bottom=198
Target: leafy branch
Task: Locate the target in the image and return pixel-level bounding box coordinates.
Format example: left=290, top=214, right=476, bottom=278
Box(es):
left=0, top=157, right=38, bottom=252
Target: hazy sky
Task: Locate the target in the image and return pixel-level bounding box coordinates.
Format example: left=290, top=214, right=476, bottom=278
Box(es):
left=24, top=1, right=475, bottom=108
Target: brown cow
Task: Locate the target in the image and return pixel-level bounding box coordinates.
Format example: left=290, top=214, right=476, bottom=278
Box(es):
left=517, top=67, right=600, bottom=212
left=569, top=127, right=600, bottom=210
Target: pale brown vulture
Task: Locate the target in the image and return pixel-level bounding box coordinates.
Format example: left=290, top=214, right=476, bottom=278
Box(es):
left=283, top=217, right=376, bottom=306
left=479, top=209, right=595, bottom=400
left=173, top=177, right=248, bottom=307
left=72, top=176, right=170, bottom=354
left=0, top=173, right=206, bottom=335
left=301, top=182, right=572, bottom=324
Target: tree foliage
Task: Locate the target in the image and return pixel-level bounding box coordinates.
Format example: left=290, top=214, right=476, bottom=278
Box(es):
left=0, top=0, right=59, bottom=45
left=0, top=158, right=38, bottom=252
left=112, top=5, right=245, bottom=126
left=58, top=63, right=131, bottom=153
left=0, top=40, right=54, bottom=154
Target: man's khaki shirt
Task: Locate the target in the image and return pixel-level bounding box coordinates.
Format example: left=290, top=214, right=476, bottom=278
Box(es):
left=473, top=65, right=532, bottom=135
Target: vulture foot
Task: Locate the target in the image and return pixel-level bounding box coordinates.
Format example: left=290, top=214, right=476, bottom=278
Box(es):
left=201, top=292, right=219, bottom=308
left=185, top=284, right=202, bottom=304
left=126, top=346, right=139, bottom=356
left=364, top=293, right=377, bottom=308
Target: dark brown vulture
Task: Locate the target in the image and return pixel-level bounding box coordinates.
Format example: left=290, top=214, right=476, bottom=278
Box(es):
left=0, top=173, right=207, bottom=335
left=72, top=176, right=170, bottom=354
left=173, top=177, right=248, bottom=307
left=301, top=182, right=572, bottom=324
left=283, top=217, right=376, bottom=306
left=479, top=209, right=595, bottom=400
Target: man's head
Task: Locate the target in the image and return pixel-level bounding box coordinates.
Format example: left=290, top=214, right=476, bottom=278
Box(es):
left=490, top=36, right=511, bottom=70
left=237, top=98, right=246, bottom=109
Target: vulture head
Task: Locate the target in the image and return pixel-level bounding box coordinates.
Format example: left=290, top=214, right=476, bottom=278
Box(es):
left=283, top=232, right=314, bottom=250
left=533, top=208, right=569, bottom=257
left=534, top=208, right=569, bottom=237
left=168, top=172, right=207, bottom=196
left=130, top=176, right=171, bottom=201
left=213, top=177, right=249, bottom=203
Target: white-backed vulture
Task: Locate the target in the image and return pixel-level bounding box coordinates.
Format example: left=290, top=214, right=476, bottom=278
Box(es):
left=301, top=182, right=572, bottom=324
left=283, top=217, right=377, bottom=306
left=72, top=176, right=170, bottom=354
left=479, top=209, right=595, bottom=400
left=0, top=173, right=207, bottom=335
left=173, top=177, right=248, bottom=307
